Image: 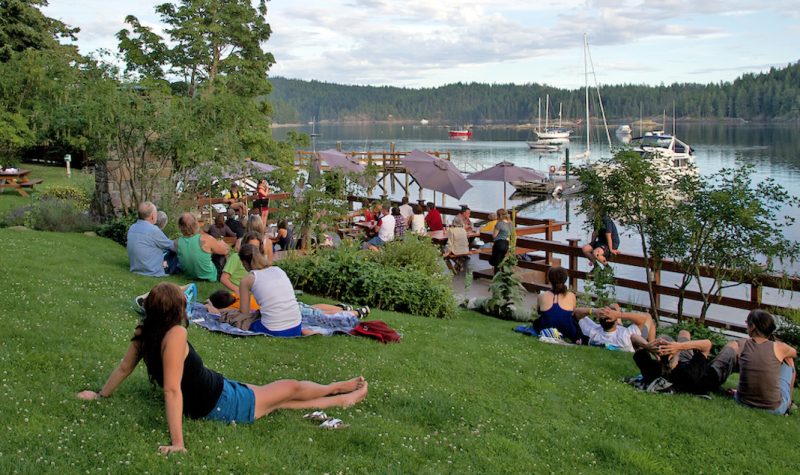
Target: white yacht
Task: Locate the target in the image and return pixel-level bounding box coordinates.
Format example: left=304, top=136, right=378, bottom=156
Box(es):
left=630, top=132, right=696, bottom=176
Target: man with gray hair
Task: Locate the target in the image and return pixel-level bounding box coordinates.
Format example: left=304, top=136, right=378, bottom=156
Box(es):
left=126, top=201, right=176, bottom=277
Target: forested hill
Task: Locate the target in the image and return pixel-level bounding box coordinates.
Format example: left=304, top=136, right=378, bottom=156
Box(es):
left=268, top=61, right=800, bottom=124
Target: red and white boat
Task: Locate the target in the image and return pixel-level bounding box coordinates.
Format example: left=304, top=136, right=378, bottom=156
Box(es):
left=448, top=128, right=472, bottom=138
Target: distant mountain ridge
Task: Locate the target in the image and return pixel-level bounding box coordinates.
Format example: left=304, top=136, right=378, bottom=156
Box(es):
left=267, top=61, right=800, bottom=124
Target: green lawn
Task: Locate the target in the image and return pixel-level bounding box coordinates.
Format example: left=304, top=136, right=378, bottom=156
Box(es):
left=0, top=163, right=94, bottom=218
left=0, top=227, right=797, bottom=474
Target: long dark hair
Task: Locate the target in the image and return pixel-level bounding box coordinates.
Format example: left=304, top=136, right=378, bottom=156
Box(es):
left=133, top=283, right=188, bottom=384
left=746, top=309, right=776, bottom=339
left=548, top=266, right=569, bottom=295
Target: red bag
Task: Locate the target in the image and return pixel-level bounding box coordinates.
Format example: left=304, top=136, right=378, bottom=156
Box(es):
left=350, top=320, right=401, bottom=343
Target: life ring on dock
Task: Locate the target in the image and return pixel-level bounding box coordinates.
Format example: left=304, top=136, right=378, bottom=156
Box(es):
left=549, top=165, right=556, bottom=173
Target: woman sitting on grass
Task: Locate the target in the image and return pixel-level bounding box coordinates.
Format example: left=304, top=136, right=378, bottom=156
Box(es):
left=735, top=309, right=797, bottom=415
left=532, top=266, right=593, bottom=343
left=77, top=282, right=368, bottom=454
left=176, top=213, right=230, bottom=282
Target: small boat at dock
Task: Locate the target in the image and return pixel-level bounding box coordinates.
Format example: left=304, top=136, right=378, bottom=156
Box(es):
left=448, top=128, right=472, bottom=138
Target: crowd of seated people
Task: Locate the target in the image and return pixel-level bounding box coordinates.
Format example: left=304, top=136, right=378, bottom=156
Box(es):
left=531, top=265, right=796, bottom=415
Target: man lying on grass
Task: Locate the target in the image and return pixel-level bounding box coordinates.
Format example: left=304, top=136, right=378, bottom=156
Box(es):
left=631, top=330, right=738, bottom=394
left=77, top=282, right=368, bottom=454
left=578, top=304, right=656, bottom=352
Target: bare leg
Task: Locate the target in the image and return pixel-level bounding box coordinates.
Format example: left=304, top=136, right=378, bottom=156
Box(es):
left=312, top=304, right=359, bottom=317
left=582, top=244, right=596, bottom=264
left=593, top=247, right=607, bottom=264
left=248, top=378, right=367, bottom=419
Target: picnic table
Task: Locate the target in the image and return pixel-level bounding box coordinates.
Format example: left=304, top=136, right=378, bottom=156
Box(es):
left=0, top=169, right=42, bottom=197
left=426, top=229, right=480, bottom=246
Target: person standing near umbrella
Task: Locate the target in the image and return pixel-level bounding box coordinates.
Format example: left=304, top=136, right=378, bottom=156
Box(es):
left=254, top=179, right=270, bottom=221
left=399, top=197, right=414, bottom=229
left=489, top=209, right=512, bottom=274
left=424, top=202, right=444, bottom=232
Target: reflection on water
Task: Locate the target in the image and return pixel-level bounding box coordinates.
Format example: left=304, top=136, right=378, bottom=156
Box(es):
left=275, top=123, right=800, bottom=322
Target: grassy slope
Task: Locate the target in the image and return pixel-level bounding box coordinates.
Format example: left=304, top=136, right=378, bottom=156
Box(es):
left=0, top=228, right=797, bottom=474
left=0, top=164, right=95, bottom=218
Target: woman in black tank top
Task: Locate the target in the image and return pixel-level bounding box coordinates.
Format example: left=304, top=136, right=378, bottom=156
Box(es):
left=77, top=282, right=369, bottom=454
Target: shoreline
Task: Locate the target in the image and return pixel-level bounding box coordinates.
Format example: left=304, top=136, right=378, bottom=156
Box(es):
left=272, top=117, right=798, bottom=129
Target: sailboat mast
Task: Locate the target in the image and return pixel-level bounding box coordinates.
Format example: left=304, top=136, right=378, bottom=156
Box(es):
left=584, top=33, right=590, bottom=155
left=545, top=94, right=550, bottom=131
left=537, top=97, right=541, bottom=133
left=558, top=103, right=562, bottom=128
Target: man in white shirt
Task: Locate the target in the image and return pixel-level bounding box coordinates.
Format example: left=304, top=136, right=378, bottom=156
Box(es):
left=366, top=209, right=396, bottom=251
left=578, top=303, right=656, bottom=352
left=398, top=196, right=414, bottom=228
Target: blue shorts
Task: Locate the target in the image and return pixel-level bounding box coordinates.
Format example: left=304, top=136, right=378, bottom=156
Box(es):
left=250, top=320, right=303, bottom=337
left=204, top=379, right=255, bottom=424
left=736, top=363, right=795, bottom=415
left=367, top=235, right=386, bottom=247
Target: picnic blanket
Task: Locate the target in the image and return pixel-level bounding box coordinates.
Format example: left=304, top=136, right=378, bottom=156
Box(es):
left=189, top=303, right=359, bottom=337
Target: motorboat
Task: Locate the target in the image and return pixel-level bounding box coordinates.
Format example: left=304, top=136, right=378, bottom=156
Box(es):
left=527, top=141, right=561, bottom=151
left=630, top=132, right=696, bottom=176
left=616, top=124, right=632, bottom=135
left=448, top=128, right=472, bottom=138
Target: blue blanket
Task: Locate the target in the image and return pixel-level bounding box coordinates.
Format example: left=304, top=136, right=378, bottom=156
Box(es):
left=189, top=304, right=264, bottom=337
left=189, top=303, right=359, bottom=337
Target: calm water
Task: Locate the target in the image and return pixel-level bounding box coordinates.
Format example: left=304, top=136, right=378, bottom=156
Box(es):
left=275, top=123, right=800, bottom=323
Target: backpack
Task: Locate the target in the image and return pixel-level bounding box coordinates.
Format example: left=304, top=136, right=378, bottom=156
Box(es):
left=350, top=320, right=401, bottom=343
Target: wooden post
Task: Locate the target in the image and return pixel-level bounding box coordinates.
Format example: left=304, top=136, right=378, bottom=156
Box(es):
left=545, top=219, right=554, bottom=264
left=389, top=142, right=396, bottom=194
left=336, top=141, right=342, bottom=152
left=751, top=283, right=763, bottom=306
left=567, top=238, right=580, bottom=292
left=652, top=268, right=661, bottom=311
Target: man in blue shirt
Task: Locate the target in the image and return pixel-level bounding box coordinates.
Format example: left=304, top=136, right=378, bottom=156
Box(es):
left=127, top=202, right=176, bottom=277
left=582, top=212, right=620, bottom=265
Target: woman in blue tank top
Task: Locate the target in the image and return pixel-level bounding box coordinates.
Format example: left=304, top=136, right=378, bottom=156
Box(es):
left=533, top=266, right=593, bottom=343
left=77, top=282, right=368, bottom=454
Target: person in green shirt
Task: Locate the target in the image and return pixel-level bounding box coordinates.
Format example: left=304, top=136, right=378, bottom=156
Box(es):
left=220, top=232, right=261, bottom=310
left=176, top=213, right=230, bottom=282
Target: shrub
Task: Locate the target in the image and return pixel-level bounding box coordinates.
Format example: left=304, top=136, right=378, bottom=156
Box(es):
left=97, top=213, right=137, bottom=246
left=481, top=251, right=528, bottom=321
left=1, top=205, right=31, bottom=227
left=276, top=242, right=457, bottom=319
left=38, top=185, right=91, bottom=211
left=660, top=321, right=729, bottom=356
left=371, top=234, right=445, bottom=279
left=24, top=198, right=96, bottom=232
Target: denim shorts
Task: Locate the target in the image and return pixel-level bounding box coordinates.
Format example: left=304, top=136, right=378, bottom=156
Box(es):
left=367, top=235, right=386, bottom=247
left=205, top=379, right=256, bottom=424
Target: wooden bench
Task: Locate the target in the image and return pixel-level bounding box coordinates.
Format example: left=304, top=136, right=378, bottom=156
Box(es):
left=19, top=179, right=43, bottom=188
left=444, top=249, right=480, bottom=274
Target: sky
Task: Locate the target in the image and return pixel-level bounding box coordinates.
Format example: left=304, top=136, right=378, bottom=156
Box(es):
left=43, top=0, right=800, bottom=90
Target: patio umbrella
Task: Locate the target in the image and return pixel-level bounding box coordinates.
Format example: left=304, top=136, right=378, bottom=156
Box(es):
left=317, top=149, right=365, bottom=173
left=402, top=149, right=472, bottom=200
left=467, top=161, right=546, bottom=208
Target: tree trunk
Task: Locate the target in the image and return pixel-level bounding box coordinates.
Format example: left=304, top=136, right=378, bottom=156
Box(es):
left=91, top=160, right=116, bottom=220
left=639, top=231, right=659, bottom=320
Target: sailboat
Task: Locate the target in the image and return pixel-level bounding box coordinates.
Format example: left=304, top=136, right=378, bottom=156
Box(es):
left=533, top=95, right=571, bottom=143
left=514, top=33, right=611, bottom=194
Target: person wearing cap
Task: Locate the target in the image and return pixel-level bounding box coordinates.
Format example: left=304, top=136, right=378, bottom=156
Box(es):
left=224, top=183, right=247, bottom=217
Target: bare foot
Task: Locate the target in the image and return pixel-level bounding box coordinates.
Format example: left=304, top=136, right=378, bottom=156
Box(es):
left=334, top=376, right=365, bottom=394
left=340, top=381, right=368, bottom=407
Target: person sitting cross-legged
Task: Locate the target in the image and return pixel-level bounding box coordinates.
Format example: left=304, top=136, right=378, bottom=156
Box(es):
left=734, top=309, right=797, bottom=415
left=631, top=330, right=738, bottom=394
left=578, top=303, right=656, bottom=352
left=77, top=282, right=368, bottom=454
left=366, top=206, right=395, bottom=251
